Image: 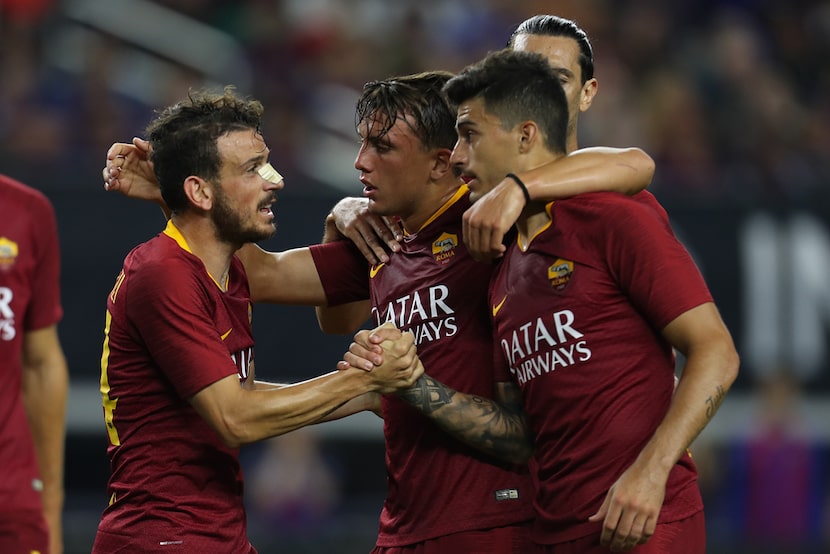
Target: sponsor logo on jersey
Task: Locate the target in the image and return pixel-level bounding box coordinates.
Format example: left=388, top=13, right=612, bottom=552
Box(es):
left=371, top=284, right=458, bottom=346
left=0, top=237, right=18, bottom=272
left=220, top=328, right=232, bottom=340
left=0, top=286, right=15, bottom=340
left=500, top=308, right=592, bottom=385
left=548, top=258, right=574, bottom=289
left=432, top=232, right=458, bottom=265
left=369, top=262, right=385, bottom=278
left=231, top=346, right=255, bottom=381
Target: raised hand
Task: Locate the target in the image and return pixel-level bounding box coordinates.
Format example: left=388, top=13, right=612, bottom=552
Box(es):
left=327, top=197, right=403, bottom=264
left=103, top=137, right=164, bottom=205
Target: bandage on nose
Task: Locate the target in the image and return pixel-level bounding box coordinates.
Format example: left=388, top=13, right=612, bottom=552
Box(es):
left=258, top=163, right=283, bottom=184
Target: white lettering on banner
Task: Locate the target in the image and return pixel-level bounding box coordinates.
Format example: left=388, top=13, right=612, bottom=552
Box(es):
left=0, top=287, right=15, bottom=341
left=742, top=214, right=830, bottom=379
left=371, top=284, right=457, bottom=346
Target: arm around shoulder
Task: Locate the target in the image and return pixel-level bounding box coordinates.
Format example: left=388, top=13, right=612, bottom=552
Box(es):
left=520, top=146, right=654, bottom=200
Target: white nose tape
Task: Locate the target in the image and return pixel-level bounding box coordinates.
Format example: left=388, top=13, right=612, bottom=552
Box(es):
left=258, top=163, right=283, bottom=184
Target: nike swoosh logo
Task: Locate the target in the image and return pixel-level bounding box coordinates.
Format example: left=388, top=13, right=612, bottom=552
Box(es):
left=220, top=328, right=232, bottom=340
left=492, top=295, right=507, bottom=316
left=369, top=263, right=385, bottom=278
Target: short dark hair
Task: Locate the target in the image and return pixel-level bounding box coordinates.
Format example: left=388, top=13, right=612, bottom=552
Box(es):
left=146, top=86, right=264, bottom=213
left=444, top=49, right=568, bottom=155
left=355, top=71, right=458, bottom=152
left=508, top=15, right=594, bottom=83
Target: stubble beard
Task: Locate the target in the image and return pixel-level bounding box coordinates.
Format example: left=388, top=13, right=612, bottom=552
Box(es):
left=212, top=191, right=275, bottom=245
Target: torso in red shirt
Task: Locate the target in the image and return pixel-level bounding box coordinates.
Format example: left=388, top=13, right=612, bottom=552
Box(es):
left=312, top=187, right=533, bottom=546
left=490, top=191, right=710, bottom=545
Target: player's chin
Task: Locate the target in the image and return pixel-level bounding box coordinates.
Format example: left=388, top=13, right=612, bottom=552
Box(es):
left=254, top=222, right=277, bottom=241
left=367, top=198, right=392, bottom=217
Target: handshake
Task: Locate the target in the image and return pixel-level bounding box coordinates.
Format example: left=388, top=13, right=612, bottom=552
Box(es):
left=340, top=322, right=424, bottom=395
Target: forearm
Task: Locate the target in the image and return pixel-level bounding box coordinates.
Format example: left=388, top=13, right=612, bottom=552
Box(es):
left=633, top=344, right=739, bottom=477
left=315, top=301, right=371, bottom=334
left=518, top=146, right=654, bottom=200
left=22, top=353, right=68, bottom=528
left=318, top=391, right=381, bottom=422
left=397, top=375, right=533, bottom=464
left=195, top=369, right=376, bottom=447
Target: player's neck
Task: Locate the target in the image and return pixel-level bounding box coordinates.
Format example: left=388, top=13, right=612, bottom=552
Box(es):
left=513, top=154, right=557, bottom=250
left=566, top=134, right=579, bottom=154
left=171, top=215, right=236, bottom=290
left=515, top=204, right=551, bottom=251
left=399, top=179, right=462, bottom=234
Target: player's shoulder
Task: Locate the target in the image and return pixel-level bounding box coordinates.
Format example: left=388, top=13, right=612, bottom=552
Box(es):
left=560, top=190, right=665, bottom=220
left=125, top=233, right=199, bottom=280
left=0, top=174, right=54, bottom=213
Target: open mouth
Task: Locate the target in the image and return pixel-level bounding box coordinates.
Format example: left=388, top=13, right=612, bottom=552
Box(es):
left=259, top=198, right=275, bottom=217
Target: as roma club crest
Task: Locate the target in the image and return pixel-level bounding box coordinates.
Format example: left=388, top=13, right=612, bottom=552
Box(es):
left=432, top=232, right=458, bottom=265
left=0, top=237, right=19, bottom=272
left=548, top=258, right=573, bottom=289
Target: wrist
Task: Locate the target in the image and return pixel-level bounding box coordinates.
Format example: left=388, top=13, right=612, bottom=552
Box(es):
left=505, top=173, right=531, bottom=204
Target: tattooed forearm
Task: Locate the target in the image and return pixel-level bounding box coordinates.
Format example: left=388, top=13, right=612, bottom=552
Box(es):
left=396, top=376, right=533, bottom=463
left=398, top=375, right=457, bottom=414
left=705, top=385, right=726, bottom=419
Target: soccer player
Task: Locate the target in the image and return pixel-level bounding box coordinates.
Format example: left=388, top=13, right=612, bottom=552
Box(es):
left=92, top=87, right=423, bottom=553
left=462, top=14, right=639, bottom=261
left=0, top=173, right=69, bottom=554
left=352, top=49, right=740, bottom=553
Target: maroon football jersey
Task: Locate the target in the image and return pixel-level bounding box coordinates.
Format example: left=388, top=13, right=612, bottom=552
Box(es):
left=490, top=191, right=711, bottom=545
left=312, top=187, right=533, bottom=546
left=94, top=220, right=256, bottom=553
left=0, top=175, right=62, bottom=520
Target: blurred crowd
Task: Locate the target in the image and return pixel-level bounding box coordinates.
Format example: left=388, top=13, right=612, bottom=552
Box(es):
left=1, top=0, right=829, bottom=207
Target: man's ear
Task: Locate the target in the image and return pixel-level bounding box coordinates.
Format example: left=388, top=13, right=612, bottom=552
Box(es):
left=430, top=148, right=454, bottom=180
left=183, top=176, right=213, bottom=211
left=518, top=121, right=540, bottom=153
left=580, top=78, right=598, bottom=112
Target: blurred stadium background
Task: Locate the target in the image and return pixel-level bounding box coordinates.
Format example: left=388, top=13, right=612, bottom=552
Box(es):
left=2, top=0, right=829, bottom=552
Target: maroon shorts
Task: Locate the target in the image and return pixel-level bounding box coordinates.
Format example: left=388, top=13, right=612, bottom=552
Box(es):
left=532, top=511, right=706, bottom=554
left=372, top=522, right=532, bottom=554
left=0, top=510, right=49, bottom=554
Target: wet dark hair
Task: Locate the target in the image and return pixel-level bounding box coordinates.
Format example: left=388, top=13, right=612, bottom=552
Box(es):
left=508, top=15, right=594, bottom=84
left=146, top=86, right=264, bottom=213
left=355, top=71, right=458, bottom=151
left=444, top=49, right=568, bottom=155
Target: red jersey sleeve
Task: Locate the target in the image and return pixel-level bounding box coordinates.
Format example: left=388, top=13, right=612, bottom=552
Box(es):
left=309, top=241, right=371, bottom=306
left=24, top=189, right=62, bottom=331
left=601, top=192, right=713, bottom=330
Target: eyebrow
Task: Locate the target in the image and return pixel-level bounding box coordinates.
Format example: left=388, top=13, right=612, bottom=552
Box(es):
left=240, top=149, right=270, bottom=169
left=552, top=67, right=576, bottom=80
